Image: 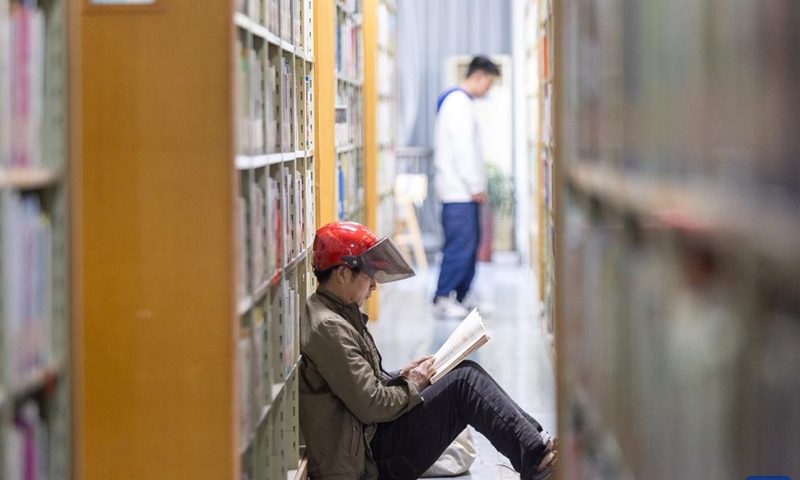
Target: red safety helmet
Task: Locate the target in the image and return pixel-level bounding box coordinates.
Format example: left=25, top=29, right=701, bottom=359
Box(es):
left=312, top=221, right=415, bottom=283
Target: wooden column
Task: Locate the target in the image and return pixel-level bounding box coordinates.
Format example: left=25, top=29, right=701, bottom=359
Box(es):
left=363, top=0, right=379, bottom=317
left=72, top=1, right=237, bottom=478
left=314, top=0, right=336, bottom=227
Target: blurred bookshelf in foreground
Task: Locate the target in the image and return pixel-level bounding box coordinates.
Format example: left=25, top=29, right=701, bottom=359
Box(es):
left=556, top=1, right=800, bottom=478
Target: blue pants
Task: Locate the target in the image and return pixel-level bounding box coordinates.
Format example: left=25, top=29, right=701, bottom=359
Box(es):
left=435, top=202, right=480, bottom=302
left=370, top=361, right=547, bottom=480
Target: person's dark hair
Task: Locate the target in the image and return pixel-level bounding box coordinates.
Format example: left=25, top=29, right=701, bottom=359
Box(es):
left=466, top=55, right=500, bottom=78
left=313, top=265, right=362, bottom=285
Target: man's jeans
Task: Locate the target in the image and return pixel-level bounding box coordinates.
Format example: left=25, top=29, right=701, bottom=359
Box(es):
left=435, top=202, right=480, bottom=302
left=370, top=361, right=548, bottom=480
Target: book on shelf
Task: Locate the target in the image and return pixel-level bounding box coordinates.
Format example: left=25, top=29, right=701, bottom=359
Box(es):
left=281, top=0, right=291, bottom=42
left=281, top=58, right=293, bottom=150
left=252, top=48, right=265, bottom=153
left=293, top=0, right=302, bottom=48
left=305, top=170, right=314, bottom=245
left=430, top=309, right=489, bottom=384
left=252, top=307, right=267, bottom=407
left=5, top=400, right=47, bottom=480
left=2, top=192, right=53, bottom=388
left=284, top=288, right=298, bottom=376
left=237, top=196, right=248, bottom=298
left=8, top=3, right=45, bottom=168
left=238, top=332, right=253, bottom=446
left=295, top=173, right=304, bottom=252
left=268, top=0, right=279, bottom=35
left=282, top=166, right=294, bottom=258
left=266, top=59, right=279, bottom=154
left=251, top=183, right=265, bottom=286
left=237, top=41, right=252, bottom=155
left=267, top=176, right=280, bottom=277
left=270, top=290, right=284, bottom=382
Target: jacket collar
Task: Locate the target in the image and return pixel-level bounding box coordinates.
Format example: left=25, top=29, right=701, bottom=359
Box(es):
left=315, top=286, right=367, bottom=333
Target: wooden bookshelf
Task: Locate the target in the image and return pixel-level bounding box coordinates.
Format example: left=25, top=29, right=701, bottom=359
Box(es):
left=72, top=0, right=315, bottom=478
left=234, top=1, right=316, bottom=479
left=370, top=0, right=397, bottom=241
left=1, top=0, right=71, bottom=477
left=524, top=0, right=556, bottom=347
left=555, top=1, right=800, bottom=478
left=332, top=0, right=365, bottom=224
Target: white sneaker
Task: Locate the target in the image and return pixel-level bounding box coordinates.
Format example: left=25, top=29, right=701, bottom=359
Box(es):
left=434, top=294, right=469, bottom=319
left=459, top=293, right=480, bottom=311
left=460, top=293, right=495, bottom=314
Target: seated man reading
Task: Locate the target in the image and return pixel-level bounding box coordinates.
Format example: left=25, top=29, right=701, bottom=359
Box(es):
left=299, top=221, right=557, bottom=480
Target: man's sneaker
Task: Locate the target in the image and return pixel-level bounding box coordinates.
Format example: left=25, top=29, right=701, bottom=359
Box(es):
left=459, top=293, right=480, bottom=311
left=434, top=294, right=469, bottom=319
left=460, top=293, right=495, bottom=314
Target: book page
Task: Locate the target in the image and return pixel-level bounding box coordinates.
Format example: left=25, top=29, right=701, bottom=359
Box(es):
left=431, top=309, right=489, bottom=383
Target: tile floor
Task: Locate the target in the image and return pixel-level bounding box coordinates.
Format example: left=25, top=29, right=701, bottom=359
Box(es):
left=368, top=253, right=557, bottom=480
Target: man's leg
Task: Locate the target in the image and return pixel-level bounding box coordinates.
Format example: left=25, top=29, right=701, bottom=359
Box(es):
left=370, top=360, right=548, bottom=480
left=455, top=202, right=480, bottom=303
left=435, top=203, right=476, bottom=300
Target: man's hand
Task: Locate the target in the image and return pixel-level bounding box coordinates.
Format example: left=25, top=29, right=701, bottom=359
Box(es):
left=404, top=357, right=436, bottom=391
left=399, top=355, right=434, bottom=377
left=471, top=191, right=488, bottom=204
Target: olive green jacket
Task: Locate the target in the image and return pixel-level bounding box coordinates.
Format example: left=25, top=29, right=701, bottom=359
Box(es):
left=299, top=287, right=423, bottom=480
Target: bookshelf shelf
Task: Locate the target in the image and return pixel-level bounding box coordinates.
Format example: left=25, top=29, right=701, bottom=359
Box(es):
left=336, top=0, right=357, bottom=15
left=0, top=167, right=63, bottom=190
left=240, top=246, right=311, bottom=317
left=8, top=362, right=63, bottom=403
left=285, top=246, right=311, bottom=272
left=335, top=143, right=359, bottom=153
left=335, top=74, right=363, bottom=87
left=567, top=163, right=800, bottom=278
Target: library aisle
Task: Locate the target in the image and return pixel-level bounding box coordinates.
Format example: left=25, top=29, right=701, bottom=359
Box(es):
left=371, top=254, right=557, bottom=480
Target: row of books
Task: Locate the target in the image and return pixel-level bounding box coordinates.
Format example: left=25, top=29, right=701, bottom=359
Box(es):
left=236, top=0, right=303, bottom=47
left=2, top=192, right=52, bottom=388
left=377, top=50, right=396, bottom=97
left=335, top=12, right=361, bottom=80
left=377, top=0, right=395, bottom=52
left=336, top=151, right=364, bottom=220
left=337, top=0, right=360, bottom=14
left=238, top=284, right=304, bottom=447
left=559, top=205, right=800, bottom=477
left=239, top=301, right=273, bottom=451
left=377, top=100, right=394, bottom=145
left=237, top=42, right=304, bottom=155
left=376, top=148, right=396, bottom=196
left=4, top=401, right=48, bottom=480
left=238, top=165, right=315, bottom=300
left=563, top=3, right=800, bottom=199
left=334, top=84, right=363, bottom=147
left=4, top=2, right=44, bottom=168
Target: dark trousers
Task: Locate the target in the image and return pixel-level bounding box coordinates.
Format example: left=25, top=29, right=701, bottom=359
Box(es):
left=435, top=202, right=480, bottom=302
left=370, top=361, right=547, bottom=480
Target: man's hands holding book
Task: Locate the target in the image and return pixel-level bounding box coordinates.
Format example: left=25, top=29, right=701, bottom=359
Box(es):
left=400, top=355, right=436, bottom=391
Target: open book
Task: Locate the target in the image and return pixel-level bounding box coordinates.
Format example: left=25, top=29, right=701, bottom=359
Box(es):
left=431, top=309, right=490, bottom=383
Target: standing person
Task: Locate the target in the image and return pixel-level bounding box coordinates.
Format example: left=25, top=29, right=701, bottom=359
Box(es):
left=299, top=221, right=557, bottom=480
left=433, top=55, right=500, bottom=319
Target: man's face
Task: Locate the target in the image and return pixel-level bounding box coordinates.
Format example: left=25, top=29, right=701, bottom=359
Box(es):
left=473, top=73, right=496, bottom=98
left=345, top=268, right=377, bottom=307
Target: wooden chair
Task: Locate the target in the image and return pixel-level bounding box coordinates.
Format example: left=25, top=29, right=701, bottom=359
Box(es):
left=392, top=174, right=428, bottom=269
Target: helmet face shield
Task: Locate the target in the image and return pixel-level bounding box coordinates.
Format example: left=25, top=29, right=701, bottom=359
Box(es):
left=342, top=237, right=415, bottom=283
